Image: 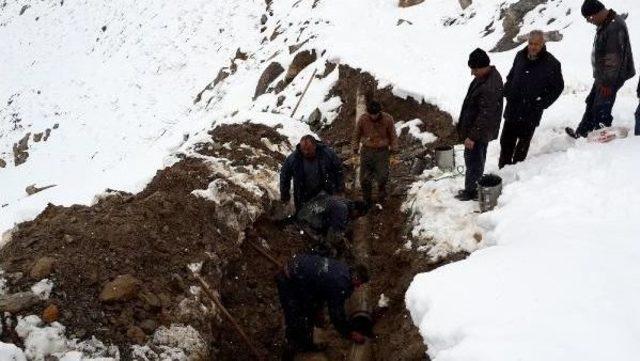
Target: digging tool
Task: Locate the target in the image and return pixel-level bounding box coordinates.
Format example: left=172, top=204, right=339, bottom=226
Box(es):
left=290, top=68, right=318, bottom=118
left=188, top=269, right=265, bottom=361
left=247, top=239, right=284, bottom=269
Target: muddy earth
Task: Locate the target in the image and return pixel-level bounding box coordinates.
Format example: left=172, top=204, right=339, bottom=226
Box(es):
left=0, top=66, right=462, bottom=360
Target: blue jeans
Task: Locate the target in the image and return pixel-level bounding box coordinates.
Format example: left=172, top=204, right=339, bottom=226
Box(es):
left=464, top=141, right=488, bottom=193
left=635, top=102, right=640, bottom=136
left=576, top=83, right=619, bottom=137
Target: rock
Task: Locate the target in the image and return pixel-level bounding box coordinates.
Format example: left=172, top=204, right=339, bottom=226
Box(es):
left=0, top=158, right=5, bottom=168
left=42, top=304, right=59, bottom=323
left=25, top=184, right=57, bottom=196
left=254, top=62, right=284, bottom=99
left=233, top=48, right=248, bottom=61
left=13, top=133, right=30, bottom=166
left=473, top=232, right=483, bottom=242
left=99, top=274, right=141, bottom=302
left=140, top=319, right=157, bottom=334
left=260, top=14, right=268, bottom=25
left=127, top=325, right=146, bottom=344
left=398, top=0, right=424, bottom=7
left=283, top=50, right=317, bottom=83
left=53, top=123, right=59, bottom=129
left=43, top=128, right=51, bottom=141
left=492, top=0, right=547, bottom=52
left=307, top=108, right=322, bottom=131
left=276, top=95, right=286, bottom=107
left=139, top=290, right=161, bottom=309
left=30, top=256, right=56, bottom=279
left=33, top=133, right=43, bottom=142
left=0, top=292, right=41, bottom=313
left=63, top=234, right=74, bottom=244
left=459, top=0, right=472, bottom=9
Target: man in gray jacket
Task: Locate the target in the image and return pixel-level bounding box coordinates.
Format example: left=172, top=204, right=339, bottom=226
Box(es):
left=566, top=0, right=635, bottom=138
left=456, top=48, right=504, bottom=201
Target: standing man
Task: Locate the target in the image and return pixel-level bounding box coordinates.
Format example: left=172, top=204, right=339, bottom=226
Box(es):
left=635, top=78, right=640, bottom=135
left=456, top=48, right=504, bottom=201
left=565, top=0, right=635, bottom=139
left=280, top=135, right=344, bottom=212
left=499, top=30, right=564, bottom=168
left=353, top=100, right=398, bottom=207
left=276, top=254, right=369, bottom=358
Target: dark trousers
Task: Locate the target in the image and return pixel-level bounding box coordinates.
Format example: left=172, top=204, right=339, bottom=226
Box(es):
left=464, top=141, right=488, bottom=193
left=276, top=274, right=315, bottom=350
left=635, top=102, right=640, bottom=136
left=498, top=120, right=537, bottom=169
left=360, top=147, right=390, bottom=204
left=576, top=83, right=619, bottom=137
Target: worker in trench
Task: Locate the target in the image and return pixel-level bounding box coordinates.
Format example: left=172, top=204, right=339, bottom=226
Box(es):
left=276, top=253, right=369, bottom=360
left=280, top=135, right=345, bottom=213
left=352, top=100, right=398, bottom=208
left=295, top=192, right=368, bottom=259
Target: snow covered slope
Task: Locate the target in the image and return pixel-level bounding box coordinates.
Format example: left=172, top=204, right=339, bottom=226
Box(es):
left=407, top=137, right=640, bottom=361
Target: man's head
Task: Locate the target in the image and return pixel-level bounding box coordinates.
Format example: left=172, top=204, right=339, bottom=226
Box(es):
left=351, top=264, right=370, bottom=288
left=299, top=135, right=318, bottom=159
left=468, top=48, right=491, bottom=78
left=366, top=100, right=382, bottom=120
left=527, top=30, right=545, bottom=58
left=581, top=0, right=607, bottom=25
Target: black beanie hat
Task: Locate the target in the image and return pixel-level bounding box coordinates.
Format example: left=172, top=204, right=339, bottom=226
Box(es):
left=468, top=48, right=490, bottom=69
left=581, top=0, right=605, bottom=17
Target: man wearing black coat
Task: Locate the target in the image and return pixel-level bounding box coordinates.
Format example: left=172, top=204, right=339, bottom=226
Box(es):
left=456, top=48, right=504, bottom=201
left=280, top=135, right=345, bottom=212
left=276, top=254, right=369, bottom=356
left=635, top=79, right=640, bottom=136
left=499, top=31, right=564, bottom=168
left=566, top=0, right=636, bottom=138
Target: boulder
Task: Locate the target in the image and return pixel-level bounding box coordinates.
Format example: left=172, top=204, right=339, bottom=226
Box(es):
left=30, top=256, right=56, bottom=279
left=99, top=274, right=141, bottom=302
left=0, top=292, right=41, bottom=313
left=0, top=158, right=5, bottom=168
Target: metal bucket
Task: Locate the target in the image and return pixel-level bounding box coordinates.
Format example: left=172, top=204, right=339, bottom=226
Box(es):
left=477, top=174, right=502, bottom=212
left=435, top=146, right=455, bottom=172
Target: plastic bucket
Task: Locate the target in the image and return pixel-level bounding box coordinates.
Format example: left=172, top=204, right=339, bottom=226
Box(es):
left=435, top=145, right=455, bottom=172
left=477, top=174, right=502, bottom=212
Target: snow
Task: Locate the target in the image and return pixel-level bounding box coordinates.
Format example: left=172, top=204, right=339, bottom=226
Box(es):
left=407, top=137, right=640, bottom=361
left=396, top=119, right=438, bottom=145
left=0, top=343, right=26, bottom=361
left=30, top=279, right=53, bottom=300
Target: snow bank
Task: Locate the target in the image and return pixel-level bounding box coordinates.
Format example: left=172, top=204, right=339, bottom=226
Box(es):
left=407, top=137, right=640, bottom=361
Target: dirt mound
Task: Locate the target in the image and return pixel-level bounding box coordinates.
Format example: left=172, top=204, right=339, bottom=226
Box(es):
left=0, top=123, right=293, bottom=360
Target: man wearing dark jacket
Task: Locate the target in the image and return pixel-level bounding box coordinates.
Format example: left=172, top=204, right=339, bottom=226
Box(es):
left=635, top=79, right=640, bottom=136
left=276, top=254, right=369, bottom=357
left=456, top=48, right=504, bottom=201
left=280, top=135, right=344, bottom=212
left=566, top=0, right=635, bottom=138
left=296, top=193, right=367, bottom=257
left=500, top=31, right=564, bottom=168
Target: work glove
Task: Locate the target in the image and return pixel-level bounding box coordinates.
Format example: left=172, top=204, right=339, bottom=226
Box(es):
left=348, top=331, right=366, bottom=344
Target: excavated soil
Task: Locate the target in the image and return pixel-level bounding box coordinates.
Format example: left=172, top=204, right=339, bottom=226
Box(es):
left=0, top=64, right=462, bottom=361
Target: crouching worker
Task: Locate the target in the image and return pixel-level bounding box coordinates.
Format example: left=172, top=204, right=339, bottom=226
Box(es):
left=277, top=254, right=369, bottom=359
left=296, top=193, right=368, bottom=258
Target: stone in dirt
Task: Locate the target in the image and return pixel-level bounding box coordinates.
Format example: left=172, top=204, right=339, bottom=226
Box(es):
left=42, top=304, right=60, bottom=323
left=30, top=256, right=56, bottom=279
left=140, top=319, right=157, bottom=334
left=127, top=325, right=146, bottom=344
left=100, top=274, right=141, bottom=302
left=0, top=292, right=41, bottom=313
